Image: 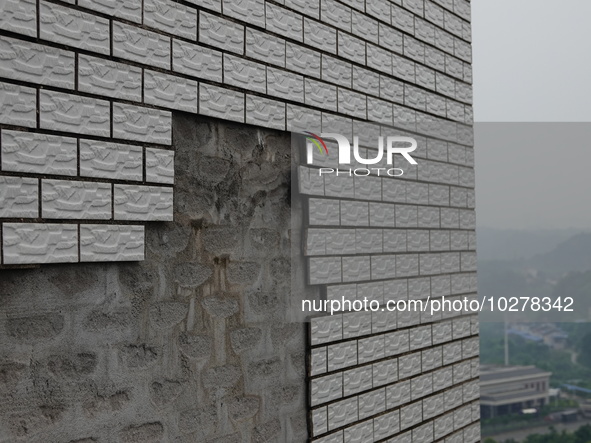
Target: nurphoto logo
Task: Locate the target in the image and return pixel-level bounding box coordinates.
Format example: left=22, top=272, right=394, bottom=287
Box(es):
left=303, top=132, right=418, bottom=177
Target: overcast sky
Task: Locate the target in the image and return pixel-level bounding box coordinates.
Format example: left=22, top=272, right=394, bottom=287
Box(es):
left=471, top=0, right=591, bottom=229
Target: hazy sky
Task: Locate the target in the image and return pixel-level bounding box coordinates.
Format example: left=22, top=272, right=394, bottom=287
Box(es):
left=471, top=0, right=591, bottom=229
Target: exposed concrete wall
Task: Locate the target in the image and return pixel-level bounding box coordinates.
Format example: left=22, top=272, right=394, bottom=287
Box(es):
left=0, top=114, right=306, bottom=442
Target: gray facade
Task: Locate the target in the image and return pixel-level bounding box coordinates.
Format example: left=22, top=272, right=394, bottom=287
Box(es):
left=0, top=0, right=478, bottom=441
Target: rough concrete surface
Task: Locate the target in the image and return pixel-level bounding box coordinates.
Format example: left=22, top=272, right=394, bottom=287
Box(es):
left=0, top=114, right=305, bottom=442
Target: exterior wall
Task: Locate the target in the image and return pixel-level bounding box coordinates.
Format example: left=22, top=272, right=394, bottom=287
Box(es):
left=0, top=0, right=478, bottom=442
left=0, top=0, right=473, bottom=266
left=0, top=115, right=306, bottom=442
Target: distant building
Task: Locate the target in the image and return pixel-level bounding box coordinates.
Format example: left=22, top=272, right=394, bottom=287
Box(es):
left=480, top=365, right=552, bottom=418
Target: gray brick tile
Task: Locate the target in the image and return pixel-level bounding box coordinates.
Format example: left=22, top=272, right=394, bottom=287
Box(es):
left=338, top=32, right=366, bottom=64
left=444, top=11, right=463, bottom=38
left=0, top=0, right=36, bottom=37
left=339, top=0, right=364, bottom=12
left=80, top=224, right=145, bottom=262
left=342, top=256, right=371, bottom=282
left=42, top=179, right=112, bottom=219
left=285, top=0, right=320, bottom=19
left=425, top=1, right=445, bottom=27
left=79, top=54, right=142, bottom=101
left=146, top=148, right=174, bottom=184
left=385, top=379, right=411, bottom=409
left=114, top=184, right=173, bottom=221
left=245, top=95, right=286, bottom=130
left=415, top=17, right=436, bottom=45
left=1, top=130, right=77, bottom=176
left=309, top=256, right=342, bottom=284
left=391, top=4, right=415, bottom=34
left=113, top=103, right=172, bottom=144
left=185, top=0, right=221, bottom=13
left=322, top=55, right=352, bottom=88
left=222, top=0, right=265, bottom=27
left=172, top=40, right=223, bottom=82
left=383, top=230, right=407, bottom=253
left=40, top=2, right=109, bottom=55
left=311, top=372, right=342, bottom=405
left=144, top=0, right=197, bottom=39
left=41, top=90, right=109, bottom=136
left=396, top=253, right=419, bottom=277
left=327, top=341, right=357, bottom=371
left=310, top=315, right=342, bottom=344
left=378, top=23, right=403, bottom=54
left=311, top=346, right=327, bottom=375
left=80, top=139, right=142, bottom=181
left=0, top=82, right=34, bottom=128
left=267, top=67, right=304, bottom=102
left=374, top=410, right=400, bottom=441
left=413, top=422, right=434, bottom=442
left=327, top=397, right=358, bottom=431
left=224, top=54, right=266, bottom=94
left=199, top=11, right=244, bottom=54
left=379, top=75, right=404, bottom=103
left=0, top=36, right=74, bottom=89
left=353, top=175, right=381, bottom=200
left=266, top=3, right=303, bottom=41
left=325, top=229, right=356, bottom=255
left=345, top=420, right=373, bottom=442
left=0, top=176, right=38, bottom=218
left=370, top=254, right=396, bottom=280
left=113, top=22, right=171, bottom=69
left=315, top=430, right=343, bottom=443
left=392, top=53, right=415, bottom=82
left=246, top=28, right=285, bottom=67
left=343, top=366, right=372, bottom=396
left=373, top=358, right=398, bottom=386
left=3, top=223, right=78, bottom=264
left=340, top=201, right=368, bottom=226
left=144, top=70, right=198, bottom=113
left=286, top=42, right=321, bottom=78
left=352, top=66, right=379, bottom=96
left=305, top=78, right=337, bottom=112
left=367, top=98, right=393, bottom=126
left=367, top=44, right=392, bottom=75
left=78, top=0, right=142, bottom=23
left=435, top=27, right=455, bottom=54
left=308, top=198, right=340, bottom=225
left=425, top=46, right=446, bottom=71
left=199, top=83, right=244, bottom=123
left=312, top=407, right=328, bottom=436
left=304, top=17, right=337, bottom=53
left=423, top=392, right=444, bottom=419
left=321, top=0, right=351, bottom=31
left=369, top=202, right=395, bottom=227
left=358, top=388, right=386, bottom=419
left=351, top=11, right=378, bottom=44
left=342, top=311, right=372, bottom=338
left=337, top=88, right=366, bottom=119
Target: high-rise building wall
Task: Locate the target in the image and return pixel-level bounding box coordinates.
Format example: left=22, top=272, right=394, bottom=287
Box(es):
left=0, top=0, right=478, bottom=441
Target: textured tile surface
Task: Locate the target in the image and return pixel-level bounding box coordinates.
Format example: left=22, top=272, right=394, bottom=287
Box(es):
left=0, top=36, right=75, bottom=89
left=3, top=223, right=78, bottom=264
left=40, top=90, right=110, bottom=137
left=112, top=103, right=172, bottom=144
left=0, top=176, right=38, bottom=218
left=42, top=179, right=112, bottom=220
left=80, top=224, right=145, bottom=262
left=80, top=140, right=143, bottom=181
left=1, top=130, right=77, bottom=176
left=114, top=184, right=173, bottom=221
left=78, top=54, right=142, bottom=101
